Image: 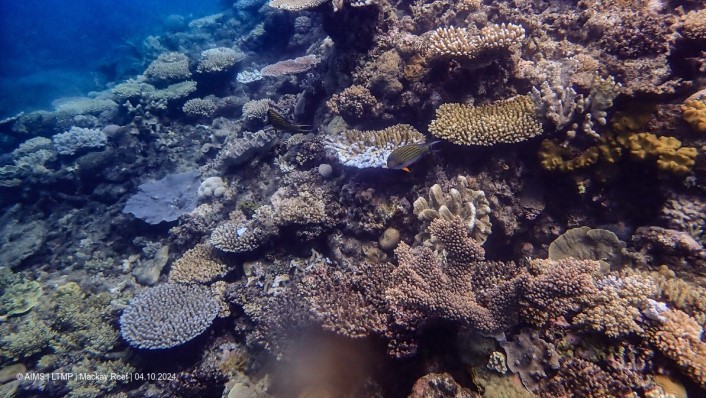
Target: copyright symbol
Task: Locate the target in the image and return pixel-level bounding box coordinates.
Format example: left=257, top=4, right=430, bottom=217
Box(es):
left=16, top=373, right=23, bottom=381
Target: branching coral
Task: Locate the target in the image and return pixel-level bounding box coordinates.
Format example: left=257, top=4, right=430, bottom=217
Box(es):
left=183, top=98, right=217, bottom=118
left=428, top=96, right=543, bottom=146
left=324, top=124, right=425, bottom=168
left=646, top=308, right=706, bottom=388
left=144, top=52, right=192, bottom=84
left=196, top=47, right=245, bottom=74
left=168, top=244, right=228, bottom=284
left=412, top=175, right=492, bottom=245
left=426, top=23, right=525, bottom=60
left=210, top=206, right=279, bottom=254
left=327, top=85, right=382, bottom=123
left=119, top=283, right=220, bottom=349
left=681, top=9, right=706, bottom=41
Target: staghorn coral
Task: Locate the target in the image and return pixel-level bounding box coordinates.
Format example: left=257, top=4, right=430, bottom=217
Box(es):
left=144, top=52, right=192, bottom=84
left=260, top=55, right=319, bottom=77
left=412, top=175, right=492, bottom=245
left=183, top=97, right=217, bottom=118
left=324, top=124, right=425, bottom=168
left=682, top=97, right=706, bottom=133
left=646, top=308, right=706, bottom=388
left=119, top=283, right=220, bottom=349
left=196, top=47, right=245, bottom=74
left=426, top=23, right=525, bottom=60
left=428, top=96, right=543, bottom=146
left=169, top=244, right=228, bottom=284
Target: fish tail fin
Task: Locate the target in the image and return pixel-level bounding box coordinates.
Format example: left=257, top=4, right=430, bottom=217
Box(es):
left=402, top=167, right=411, bottom=173
left=428, top=140, right=442, bottom=154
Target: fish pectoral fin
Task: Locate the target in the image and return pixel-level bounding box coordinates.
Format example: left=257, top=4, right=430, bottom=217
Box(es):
left=402, top=167, right=411, bottom=173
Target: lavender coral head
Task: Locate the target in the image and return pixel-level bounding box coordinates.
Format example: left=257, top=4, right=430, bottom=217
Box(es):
left=119, top=284, right=219, bottom=349
left=123, top=170, right=201, bottom=224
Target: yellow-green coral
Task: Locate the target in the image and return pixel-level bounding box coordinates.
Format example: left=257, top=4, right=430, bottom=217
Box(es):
left=429, top=96, right=542, bottom=146
left=539, top=131, right=697, bottom=175
left=0, top=268, right=42, bottom=320
left=682, top=98, right=706, bottom=133
left=538, top=140, right=600, bottom=172
left=617, top=132, right=697, bottom=174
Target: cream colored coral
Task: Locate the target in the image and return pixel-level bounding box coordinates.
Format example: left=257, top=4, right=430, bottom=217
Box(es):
left=413, top=175, right=492, bottom=245
left=428, top=95, right=542, bottom=145
left=269, top=0, right=328, bottom=10
left=427, top=23, right=525, bottom=59
left=168, top=244, right=227, bottom=284
left=646, top=308, right=706, bottom=388
left=681, top=9, right=706, bottom=41
left=324, top=124, right=425, bottom=168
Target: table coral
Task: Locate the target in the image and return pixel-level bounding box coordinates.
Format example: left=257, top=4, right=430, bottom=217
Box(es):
left=119, top=283, right=220, bottom=349
left=268, top=0, right=329, bottom=11
left=428, top=96, right=543, bottom=146
left=324, top=124, right=425, bottom=168
left=260, top=55, right=319, bottom=77
left=196, top=47, right=245, bottom=74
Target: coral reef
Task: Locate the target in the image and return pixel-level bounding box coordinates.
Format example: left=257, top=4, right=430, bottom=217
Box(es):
left=119, top=283, right=220, bottom=349
left=324, top=124, right=425, bottom=168
left=412, top=175, right=492, bottom=245
left=123, top=170, right=202, bottom=224
left=428, top=96, right=543, bottom=146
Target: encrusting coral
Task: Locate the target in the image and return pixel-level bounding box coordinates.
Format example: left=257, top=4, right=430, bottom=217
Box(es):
left=429, top=96, right=543, bottom=146
left=682, top=97, right=706, bottom=133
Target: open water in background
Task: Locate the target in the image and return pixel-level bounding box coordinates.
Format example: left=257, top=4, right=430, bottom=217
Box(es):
left=0, top=0, right=223, bottom=119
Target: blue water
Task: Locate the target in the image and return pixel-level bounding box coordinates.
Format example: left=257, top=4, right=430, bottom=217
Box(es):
left=0, top=0, right=224, bottom=119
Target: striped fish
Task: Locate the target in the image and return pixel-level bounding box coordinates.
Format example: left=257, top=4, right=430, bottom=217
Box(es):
left=387, top=141, right=440, bottom=172
left=267, top=108, right=311, bottom=133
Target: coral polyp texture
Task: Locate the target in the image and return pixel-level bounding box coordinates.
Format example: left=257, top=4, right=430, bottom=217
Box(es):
left=143, top=52, right=192, bottom=84
left=426, top=23, right=526, bottom=59
left=682, top=97, right=706, bottom=133
left=324, top=124, right=425, bottom=168
left=5, top=0, right=706, bottom=395
left=260, top=54, right=319, bottom=77
left=428, top=96, right=542, bottom=146
left=196, top=47, right=245, bottom=74
left=268, top=0, right=328, bottom=11
left=413, top=175, right=492, bottom=245
left=119, top=284, right=219, bottom=349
